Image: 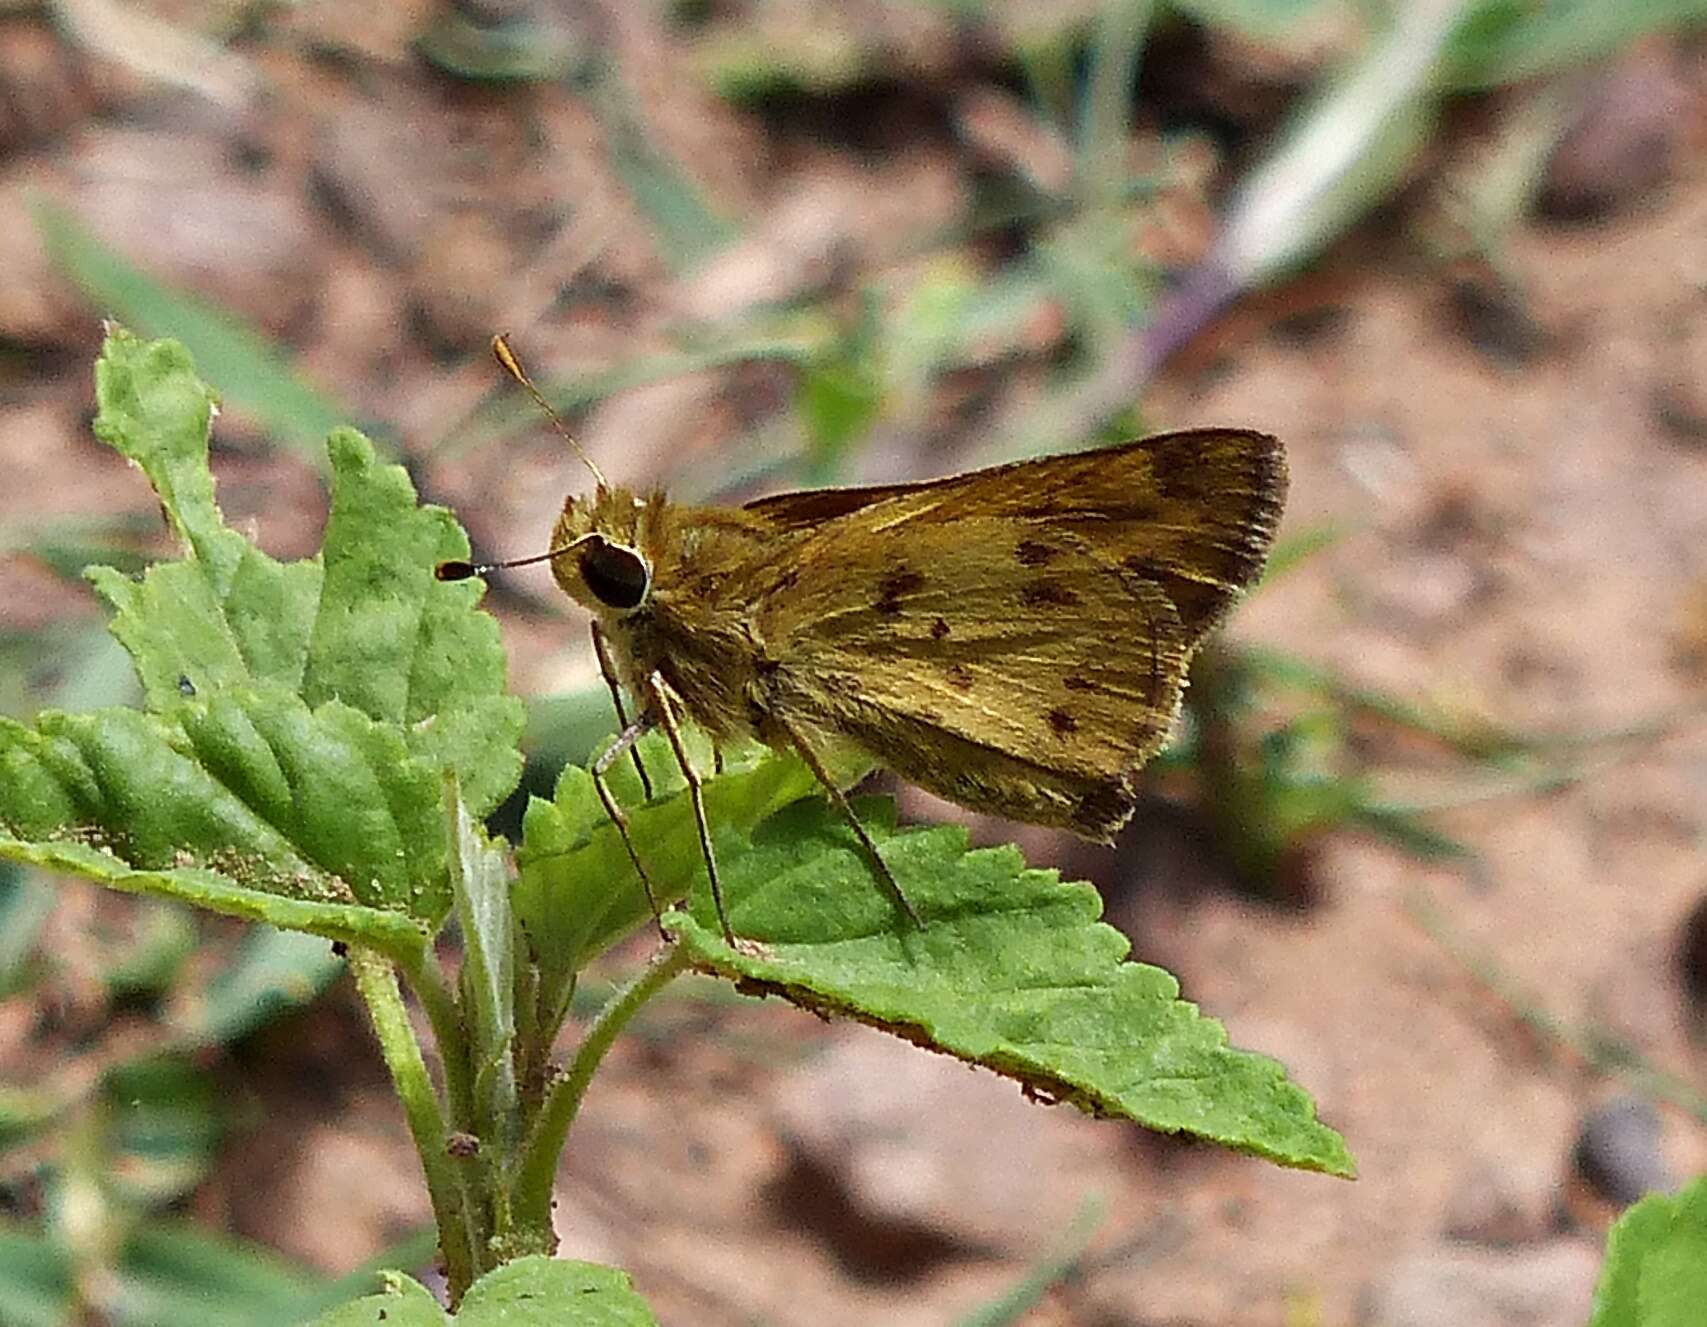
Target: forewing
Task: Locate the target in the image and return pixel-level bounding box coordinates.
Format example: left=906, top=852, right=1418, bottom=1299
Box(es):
left=750, top=431, right=1283, bottom=835
left=748, top=429, right=1284, bottom=638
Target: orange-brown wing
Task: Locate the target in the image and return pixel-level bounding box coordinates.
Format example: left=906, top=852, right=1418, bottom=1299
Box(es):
left=745, top=429, right=1284, bottom=638
left=747, top=431, right=1284, bottom=837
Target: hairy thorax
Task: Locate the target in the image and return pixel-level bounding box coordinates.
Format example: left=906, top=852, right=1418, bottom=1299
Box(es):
left=552, top=485, right=783, bottom=741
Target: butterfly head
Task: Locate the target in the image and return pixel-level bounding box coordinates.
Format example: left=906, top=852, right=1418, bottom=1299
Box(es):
left=550, top=487, right=658, bottom=615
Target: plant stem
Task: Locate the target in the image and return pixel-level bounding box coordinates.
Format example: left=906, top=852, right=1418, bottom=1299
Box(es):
left=405, top=949, right=477, bottom=1134
left=349, top=948, right=478, bottom=1304
left=511, top=941, right=691, bottom=1229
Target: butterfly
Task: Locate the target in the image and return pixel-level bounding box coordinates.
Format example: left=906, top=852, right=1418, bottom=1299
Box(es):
left=442, top=338, right=1285, bottom=946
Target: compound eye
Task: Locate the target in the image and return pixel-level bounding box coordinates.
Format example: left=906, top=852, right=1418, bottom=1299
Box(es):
left=578, top=537, right=650, bottom=609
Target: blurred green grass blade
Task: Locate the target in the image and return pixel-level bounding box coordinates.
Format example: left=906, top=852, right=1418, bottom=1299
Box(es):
left=1350, top=804, right=1478, bottom=864
left=416, top=6, right=577, bottom=81
left=524, top=685, right=620, bottom=773
left=103, top=1057, right=224, bottom=1206
left=1217, top=0, right=1473, bottom=288
left=0, top=512, right=156, bottom=581
left=175, top=926, right=344, bottom=1047
left=1238, top=644, right=1526, bottom=759
left=103, top=899, right=196, bottom=999
left=258, top=1227, right=438, bottom=1327
left=1076, top=0, right=1152, bottom=198
left=0, top=1227, right=71, bottom=1327
left=33, top=200, right=366, bottom=467
left=1168, top=0, right=1342, bottom=42
left=0, top=862, right=55, bottom=996
left=1444, top=0, right=1707, bottom=90
left=113, top=1222, right=315, bottom=1327
left=954, top=1195, right=1102, bottom=1327
left=1258, top=523, right=1344, bottom=584
left=587, top=73, right=737, bottom=274
left=0, top=1083, right=59, bottom=1154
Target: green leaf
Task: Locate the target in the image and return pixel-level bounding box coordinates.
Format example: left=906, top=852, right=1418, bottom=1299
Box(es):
left=455, top=1257, right=657, bottom=1325
left=258, top=1228, right=440, bottom=1327
left=309, top=1272, right=449, bottom=1327
left=0, top=330, right=524, bottom=955
left=514, top=734, right=827, bottom=1014
left=34, top=202, right=360, bottom=465
left=86, top=330, right=522, bottom=816
left=306, top=1259, right=657, bottom=1326
left=448, top=779, right=518, bottom=1146
left=1589, top=1175, right=1707, bottom=1327
left=797, top=355, right=882, bottom=459
left=0, top=696, right=431, bottom=960
left=667, top=797, right=1354, bottom=1177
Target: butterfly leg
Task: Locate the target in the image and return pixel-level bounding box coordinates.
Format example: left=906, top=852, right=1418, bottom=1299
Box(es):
left=775, top=716, right=923, bottom=930
left=590, top=622, right=653, bottom=800
left=590, top=712, right=665, bottom=936
left=642, top=671, right=736, bottom=947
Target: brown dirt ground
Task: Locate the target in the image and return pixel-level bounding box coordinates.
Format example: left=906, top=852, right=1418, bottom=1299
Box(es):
left=3, top=6, right=1707, bottom=1325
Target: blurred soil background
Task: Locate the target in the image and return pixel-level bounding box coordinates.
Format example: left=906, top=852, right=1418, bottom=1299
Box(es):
left=3, top=1, right=1707, bottom=1324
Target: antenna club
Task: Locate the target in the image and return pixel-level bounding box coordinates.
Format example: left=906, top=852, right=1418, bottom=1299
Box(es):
left=489, top=332, right=609, bottom=491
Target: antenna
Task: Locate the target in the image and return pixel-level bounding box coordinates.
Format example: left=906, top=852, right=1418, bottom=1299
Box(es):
left=437, top=532, right=603, bottom=582
left=492, top=333, right=608, bottom=490
left=435, top=547, right=566, bottom=582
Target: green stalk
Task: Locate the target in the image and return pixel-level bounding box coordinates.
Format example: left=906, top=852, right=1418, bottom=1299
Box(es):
left=404, top=947, right=477, bottom=1133
left=349, top=949, right=478, bottom=1303
left=511, top=942, right=690, bottom=1229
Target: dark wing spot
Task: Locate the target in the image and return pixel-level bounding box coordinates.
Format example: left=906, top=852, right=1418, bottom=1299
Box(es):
left=945, top=664, right=975, bottom=691
left=1062, top=674, right=1095, bottom=692
left=1148, top=431, right=1225, bottom=501
left=1048, top=707, right=1078, bottom=735
left=1015, top=539, right=1058, bottom=567
left=930, top=617, right=950, bottom=640
left=1122, top=553, right=1231, bottom=637
left=876, top=567, right=927, bottom=616
left=1021, top=579, right=1080, bottom=609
